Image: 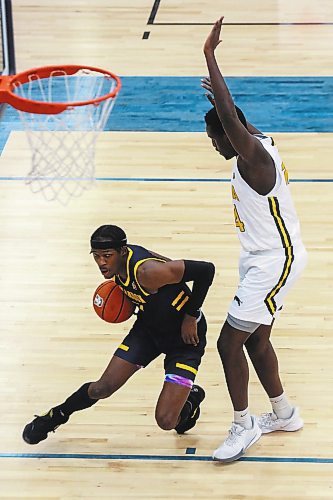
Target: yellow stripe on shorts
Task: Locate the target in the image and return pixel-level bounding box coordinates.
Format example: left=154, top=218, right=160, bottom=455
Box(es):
left=118, top=344, right=129, bottom=351
left=266, top=197, right=294, bottom=315
left=265, top=246, right=294, bottom=315
left=176, top=363, right=197, bottom=375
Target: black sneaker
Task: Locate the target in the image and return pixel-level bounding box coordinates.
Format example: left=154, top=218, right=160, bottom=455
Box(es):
left=22, top=409, right=69, bottom=444
left=175, top=385, right=205, bottom=434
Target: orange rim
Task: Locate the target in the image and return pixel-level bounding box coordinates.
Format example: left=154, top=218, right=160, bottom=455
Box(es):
left=0, top=64, right=122, bottom=114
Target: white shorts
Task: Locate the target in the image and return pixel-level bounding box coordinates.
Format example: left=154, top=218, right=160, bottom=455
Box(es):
left=228, top=243, right=308, bottom=325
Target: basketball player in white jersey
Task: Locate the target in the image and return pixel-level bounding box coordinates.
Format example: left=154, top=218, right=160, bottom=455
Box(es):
left=202, top=17, right=307, bottom=462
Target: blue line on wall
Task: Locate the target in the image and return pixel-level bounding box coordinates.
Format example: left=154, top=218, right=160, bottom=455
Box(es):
left=1, top=76, right=333, bottom=153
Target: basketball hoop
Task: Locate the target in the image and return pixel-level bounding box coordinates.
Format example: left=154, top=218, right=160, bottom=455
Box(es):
left=0, top=65, right=122, bottom=204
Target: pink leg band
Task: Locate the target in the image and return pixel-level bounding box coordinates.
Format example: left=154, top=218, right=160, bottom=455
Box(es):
left=165, top=374, right=193, bottom=389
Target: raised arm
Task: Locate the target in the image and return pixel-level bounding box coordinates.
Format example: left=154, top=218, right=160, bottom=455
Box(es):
left=203, top=17, right=276, bottom=194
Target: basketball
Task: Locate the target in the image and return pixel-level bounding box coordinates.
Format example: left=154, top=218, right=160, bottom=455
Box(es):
left=93, top=281, right=135, bottom=323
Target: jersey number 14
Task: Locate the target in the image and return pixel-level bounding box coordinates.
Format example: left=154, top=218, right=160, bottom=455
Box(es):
left=234, top=205, right=245, bottom=232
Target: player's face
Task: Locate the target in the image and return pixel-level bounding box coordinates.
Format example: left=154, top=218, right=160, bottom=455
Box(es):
left=91, top=248, right=124, bottom=279
left=206, top=125, right=236, bottom=160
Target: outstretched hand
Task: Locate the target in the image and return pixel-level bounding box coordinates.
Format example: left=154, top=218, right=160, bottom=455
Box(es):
left=203, top=16, right=224, bottom=54
left=201, top=76, right=215, bottom=106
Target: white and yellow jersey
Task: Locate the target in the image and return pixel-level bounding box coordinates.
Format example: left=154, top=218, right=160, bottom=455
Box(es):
left=231, top=134, right=302, bottom=252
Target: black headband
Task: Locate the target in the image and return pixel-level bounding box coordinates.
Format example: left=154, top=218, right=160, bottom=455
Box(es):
left=90, top=239, right=127, bottom=250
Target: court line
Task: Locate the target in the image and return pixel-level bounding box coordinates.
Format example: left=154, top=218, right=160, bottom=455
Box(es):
left=0, top=177, right=332, bottom=183
left=147, top=0, right=161, bottom=25
left=144, top=0, right=332, bottom=28
left=1, top=452, right=332, bottom=463
left=186, top=447, right=196, bottom=455
left=152, top=22, right=333, bottom=26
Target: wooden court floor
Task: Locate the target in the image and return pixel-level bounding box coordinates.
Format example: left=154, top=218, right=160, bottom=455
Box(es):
left=0, top=1, right=332, bottom=499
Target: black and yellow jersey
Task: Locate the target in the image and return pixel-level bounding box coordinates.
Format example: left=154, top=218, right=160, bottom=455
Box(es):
left=114, top=245, right=199, bottom=332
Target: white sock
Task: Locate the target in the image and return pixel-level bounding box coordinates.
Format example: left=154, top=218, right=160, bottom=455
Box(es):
left=270, top=392, right=293, bottom=419
left=234, top=407, right=252, bottom=430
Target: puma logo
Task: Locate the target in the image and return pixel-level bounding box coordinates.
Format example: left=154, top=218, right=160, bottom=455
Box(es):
left=234, top=295, right=242, bottom=306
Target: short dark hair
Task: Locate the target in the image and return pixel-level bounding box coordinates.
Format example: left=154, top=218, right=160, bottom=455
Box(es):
left=90, top=225, right=127, bottom=251
left=205, top=105, right=248, bottom=134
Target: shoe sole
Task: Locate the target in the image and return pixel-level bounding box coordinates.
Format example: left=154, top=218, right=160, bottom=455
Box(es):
left=260, top=419, right=304, bottom=434
left=212, top=428, right=262, bottom=463
left=175, top=406, right=201, bottom=434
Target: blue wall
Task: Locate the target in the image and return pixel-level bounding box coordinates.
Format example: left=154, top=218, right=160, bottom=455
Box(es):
left=1, top=76, right=333, bottom=152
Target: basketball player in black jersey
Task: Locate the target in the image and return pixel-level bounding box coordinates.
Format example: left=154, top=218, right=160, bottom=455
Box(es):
left=23, top=225, right=215, bottom=444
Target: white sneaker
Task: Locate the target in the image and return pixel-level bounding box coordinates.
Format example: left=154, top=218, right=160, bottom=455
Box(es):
left=257, top=407, right=303, bottom=434
left=212, top=416, right=262, bottom=462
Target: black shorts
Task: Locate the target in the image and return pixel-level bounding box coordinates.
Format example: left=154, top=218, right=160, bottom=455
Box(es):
left=114, top=314, right=207, bottom=382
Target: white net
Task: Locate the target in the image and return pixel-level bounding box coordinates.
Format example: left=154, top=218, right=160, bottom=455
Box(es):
left=13, top=68, right=119, bottom=204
